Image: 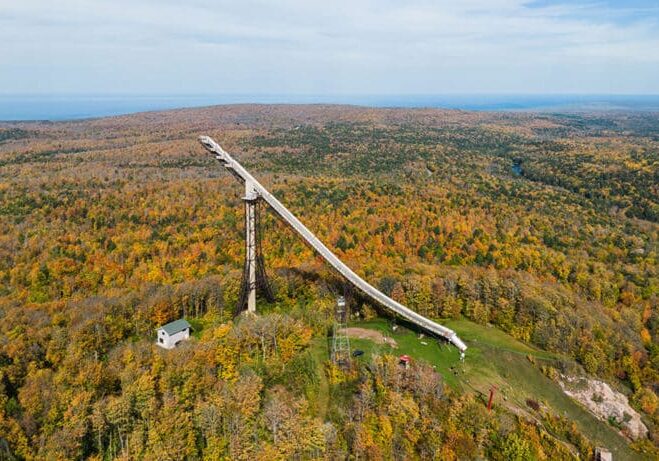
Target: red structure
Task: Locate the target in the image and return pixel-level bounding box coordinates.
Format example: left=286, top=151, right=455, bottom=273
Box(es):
left=399, top=355, right=411, bottom=369
left=487, top=385, right=498, bottom=412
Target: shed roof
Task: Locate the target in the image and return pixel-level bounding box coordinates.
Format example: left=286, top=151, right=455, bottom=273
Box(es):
left=159, top=319, right=191, bottom=335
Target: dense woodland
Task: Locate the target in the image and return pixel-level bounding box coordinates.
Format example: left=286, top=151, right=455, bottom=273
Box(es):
left=0, top=105, right=657, bottom=459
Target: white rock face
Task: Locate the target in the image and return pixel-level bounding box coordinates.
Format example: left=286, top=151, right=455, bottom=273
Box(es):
left=560, top=376, right=648, bottom=440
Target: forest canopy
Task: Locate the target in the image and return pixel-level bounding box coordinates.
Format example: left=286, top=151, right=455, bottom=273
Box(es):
left=0, top=105, right=657, bottom=459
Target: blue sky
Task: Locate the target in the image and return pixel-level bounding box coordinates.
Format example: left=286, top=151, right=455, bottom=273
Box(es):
left=1, top=0, right=658, bottom=95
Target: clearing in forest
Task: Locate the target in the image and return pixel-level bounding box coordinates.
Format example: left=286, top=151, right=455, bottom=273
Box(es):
left=339, top=327, right=398, bottom=347
left=341, top=317, right=642, bottom=461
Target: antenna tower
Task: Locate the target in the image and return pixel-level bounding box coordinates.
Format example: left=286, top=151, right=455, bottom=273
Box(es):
left=331, top=296, right=351, bottom=368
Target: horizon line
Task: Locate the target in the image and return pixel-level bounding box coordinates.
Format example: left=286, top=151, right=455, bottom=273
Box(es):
left=2, top=92, right=659, bottom=98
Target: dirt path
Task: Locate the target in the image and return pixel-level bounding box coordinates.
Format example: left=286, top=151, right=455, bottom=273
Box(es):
left=340, top=327, right=397, bottom=347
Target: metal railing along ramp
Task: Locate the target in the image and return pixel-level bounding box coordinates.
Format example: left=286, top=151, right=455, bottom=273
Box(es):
left=199, top=135, right=467, bottom=354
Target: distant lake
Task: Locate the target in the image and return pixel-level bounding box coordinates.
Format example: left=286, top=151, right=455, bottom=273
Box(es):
left=512, top=160, right=523, bottom=176
left=1, top=94, right=658, bottom=122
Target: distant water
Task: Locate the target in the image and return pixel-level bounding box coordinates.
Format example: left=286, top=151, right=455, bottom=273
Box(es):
left=1, top=94, right=658, bottom=121
left=512, top=161, right=523, bottom=176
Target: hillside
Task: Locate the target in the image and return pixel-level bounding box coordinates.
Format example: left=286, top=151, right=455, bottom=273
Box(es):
left=311, top=317, right=640, bottom=460
left=0, top=105, right=657, bottom=459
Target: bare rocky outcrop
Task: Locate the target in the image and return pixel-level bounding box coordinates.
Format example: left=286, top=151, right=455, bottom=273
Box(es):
left=560, top=375, right=648, bottom=440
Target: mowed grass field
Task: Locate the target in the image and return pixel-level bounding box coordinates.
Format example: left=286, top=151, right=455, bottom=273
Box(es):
left=308, top=316, right=642, bottom=461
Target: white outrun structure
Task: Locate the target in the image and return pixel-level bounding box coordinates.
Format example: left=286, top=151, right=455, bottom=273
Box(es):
left=156, top=319, right=192, bottom=349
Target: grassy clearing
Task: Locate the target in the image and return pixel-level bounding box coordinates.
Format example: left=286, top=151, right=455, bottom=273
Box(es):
left=481, top=348, right=641, bottom=460
left=444, top=318, right=562, bottom=360
left=347, top=318, right=464, bottom=388
left=306, top=336, right=331, bottom=419
left=188, top=318, right=205, bottom=339
left=324, top=316, right=642, bottom=461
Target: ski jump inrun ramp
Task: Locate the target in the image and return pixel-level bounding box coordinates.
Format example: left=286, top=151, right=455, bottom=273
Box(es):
left=199, top=135, right=467, bottom=354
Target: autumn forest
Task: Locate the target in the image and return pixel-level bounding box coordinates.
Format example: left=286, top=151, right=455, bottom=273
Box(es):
left=0, top=105, right=657, bottom=460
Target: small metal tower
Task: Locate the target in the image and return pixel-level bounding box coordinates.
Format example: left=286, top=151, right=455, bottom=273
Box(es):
left=331, top=296, right=351, bottom=368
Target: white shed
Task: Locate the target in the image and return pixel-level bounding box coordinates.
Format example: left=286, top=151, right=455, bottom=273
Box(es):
left=595, top=447, right=612, bottom=461
left=156, top=319, right=192, bottom=349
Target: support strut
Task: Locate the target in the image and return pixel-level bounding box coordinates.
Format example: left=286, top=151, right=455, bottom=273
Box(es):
left=236, top=180, right=274, bottom=315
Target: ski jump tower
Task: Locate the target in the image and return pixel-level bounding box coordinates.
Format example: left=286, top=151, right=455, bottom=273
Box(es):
left=199, top=136, right=467, bottom=357
left=238, top=178, right=274, bottom=313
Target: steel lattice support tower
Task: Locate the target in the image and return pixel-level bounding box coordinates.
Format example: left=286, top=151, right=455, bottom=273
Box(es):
left=331, top=296, right=351, bottom=367
left=236, top=180, right=274, bottom=315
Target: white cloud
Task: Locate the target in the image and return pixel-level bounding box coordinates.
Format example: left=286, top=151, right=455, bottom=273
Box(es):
left=0, top=0, right=657, bottom=94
